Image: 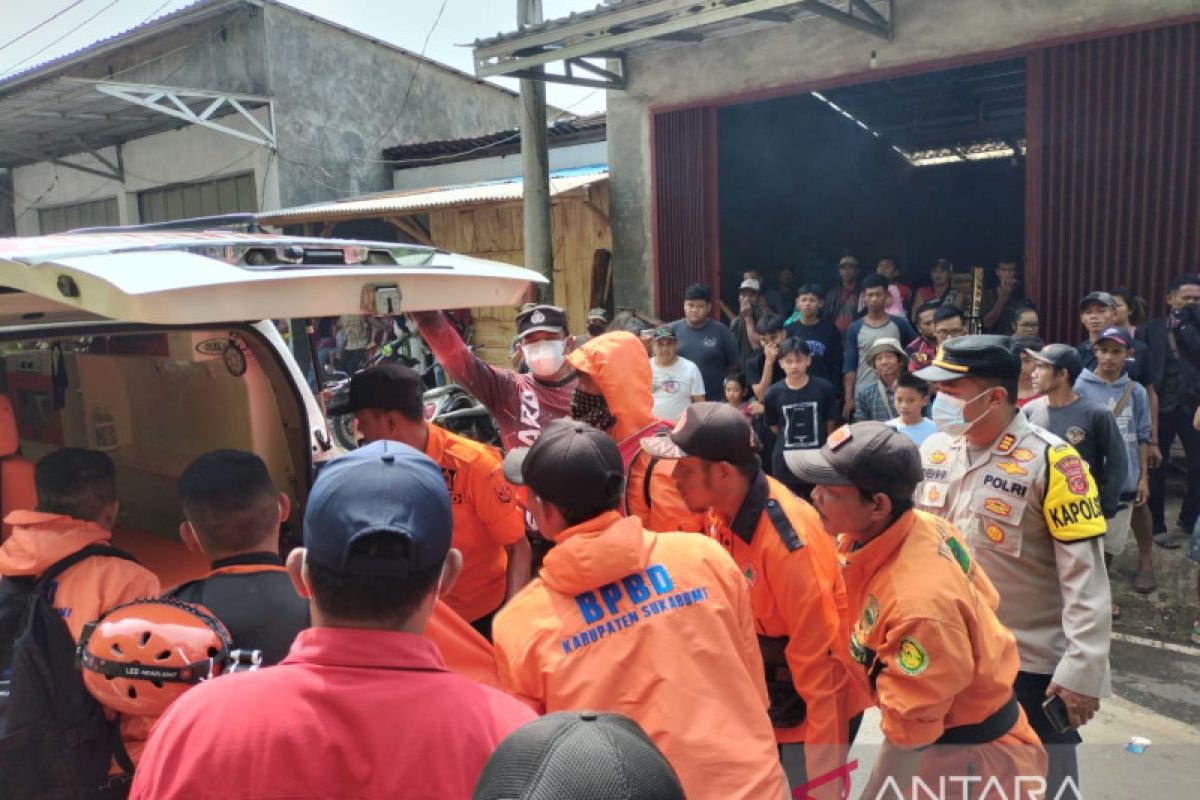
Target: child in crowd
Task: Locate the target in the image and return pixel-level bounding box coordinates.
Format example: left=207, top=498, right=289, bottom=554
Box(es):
left=724, top=374, right=754, bottom=417
left=887, top=373, right=937, bottom=446
left=764, top=338, right=838, bottom=491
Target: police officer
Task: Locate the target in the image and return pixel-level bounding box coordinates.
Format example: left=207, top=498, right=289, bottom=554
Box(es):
left=784, top=421, right=1046, bottom=800
left=645, top=402, right=867, bottom=795
left=914, top=336, right=1111, bottom=798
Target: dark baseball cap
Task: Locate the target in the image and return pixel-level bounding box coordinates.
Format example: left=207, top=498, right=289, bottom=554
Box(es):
left=1079, top=291, right=1116, bottom=310
left=502, top=419, right=624, bottom=513
left=516, top=304, right=568, bottom=339
left=652, top=326, right=676, bottom=341
left=326, top=363, right=422, bottom=416
left=1096, top=326, right=1134, bottom=348
left=472, top=712, right=685, bottom=800
left=783, top=421, right=921, bottom=501
left=303, top=441, right=452, bottom=577
left=640, top=402, right=757, bottom=466
left=1026, top=343, right=1083, bottom=382
left=914, top=335, right=1020, bottom=383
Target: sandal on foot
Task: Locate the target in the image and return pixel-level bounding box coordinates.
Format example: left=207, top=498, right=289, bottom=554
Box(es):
left=1154, top=532, right=1183, bottom=550
left=1134, top=570, right=1157, bottom=593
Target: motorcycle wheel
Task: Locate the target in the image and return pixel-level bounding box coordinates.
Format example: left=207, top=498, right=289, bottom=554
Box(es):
left=331, top=413, right=358, bottom=451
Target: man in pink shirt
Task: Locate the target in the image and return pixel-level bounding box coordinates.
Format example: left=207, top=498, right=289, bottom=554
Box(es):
left=131, top=442, right=535, bottom=800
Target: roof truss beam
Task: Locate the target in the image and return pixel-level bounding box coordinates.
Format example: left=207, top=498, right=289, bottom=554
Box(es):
left=511, top=55, right=628, bottom=90
left=0, top=143, right=124, bottom=182
left=474, top=0, right=893, bottom=81
left=86, top=81, right=275, bottom=149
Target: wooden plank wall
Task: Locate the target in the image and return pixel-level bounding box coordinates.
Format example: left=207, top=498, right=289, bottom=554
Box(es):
left=426, top=181, right=611, bottom=367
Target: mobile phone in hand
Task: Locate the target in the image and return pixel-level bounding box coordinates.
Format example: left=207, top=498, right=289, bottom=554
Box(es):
left=1042, top=694, right=1073, bottom=733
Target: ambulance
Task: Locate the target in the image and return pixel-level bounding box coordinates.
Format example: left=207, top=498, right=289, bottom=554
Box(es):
left=0, top=225, right=540, bottom=586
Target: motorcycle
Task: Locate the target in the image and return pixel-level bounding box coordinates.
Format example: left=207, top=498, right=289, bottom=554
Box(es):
left=424, top=382, right=500, bottom=448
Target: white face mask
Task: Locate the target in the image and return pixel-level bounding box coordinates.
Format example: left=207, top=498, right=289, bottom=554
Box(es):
left=522, top=339, right=566, bottom=377
left=931, top=387, right=993, bottom=437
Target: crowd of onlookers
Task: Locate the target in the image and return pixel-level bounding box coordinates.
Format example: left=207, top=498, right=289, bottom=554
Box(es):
left=650, top=259, right=1200, bottom=638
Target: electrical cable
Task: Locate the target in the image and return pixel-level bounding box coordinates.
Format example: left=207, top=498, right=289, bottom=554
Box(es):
left=0, top=0, right=90, bottom=53
left=0, top=0, right=126, bottom=77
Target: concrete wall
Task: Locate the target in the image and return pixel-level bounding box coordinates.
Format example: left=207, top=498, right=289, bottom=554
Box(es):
left=0, top=171, right=14, bottom=236
left=10, top=108, right=278, bottom=236
left=392, top=140, right=607, bottom=190
left=262, top=5, right=523, bottom=208
left=605, top=0, right=1200, bottom=309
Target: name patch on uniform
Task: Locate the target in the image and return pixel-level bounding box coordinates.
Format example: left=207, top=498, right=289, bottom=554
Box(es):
left=564, top=565, right=710, bottom=654
left=923, top=467, right=949, bottom=481
left=982, top=474, right=1028, bottom=497
left=897, top=636, right=929, bottom=676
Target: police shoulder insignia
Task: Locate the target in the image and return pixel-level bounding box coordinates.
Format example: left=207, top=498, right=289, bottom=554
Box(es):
left=946, top=536, right=971, bottom=575
left=995, top=433, right=1016, bottom=453
left=1052, top=454, right=1089, bottom=496
left=1011, top=448, right=1035, bottom=462
left=928, top=450, right=947, bottom=464
left=897, top=636, right=929, bottom=676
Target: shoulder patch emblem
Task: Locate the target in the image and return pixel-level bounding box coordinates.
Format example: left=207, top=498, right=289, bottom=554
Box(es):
left=928, top=450, right=947, bottom=464
left=829, top=424, right=853, bottom=450
left=862, top=595, right=880, bottom=631
left=995, top=461, right=1028, bottom=476
left=849, top=630, right=871, bottom=665
left=946, top=536, right=971, bottom=575
left=983, top=497, right=1014, bottom=517
left=1011, top=447, right=1035, bottom=462
left=1053, top=454, right=1089, bottom=496
left=985, top=524, right=1006, bottom=543
left=742, top=563, right=757, bottom=586
left=1066, top=426, right=1086, bottom=445
left=897, top=636, right=929, bottom=676
left=996, top=433, right=1017, bottom=453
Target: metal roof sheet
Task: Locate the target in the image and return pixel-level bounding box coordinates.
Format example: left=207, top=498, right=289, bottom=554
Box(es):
left=382, top=113, right=606, bottom=165
left=257, top=167, right=609, bottom=225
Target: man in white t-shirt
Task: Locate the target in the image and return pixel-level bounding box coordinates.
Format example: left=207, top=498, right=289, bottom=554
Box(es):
left=650, top=326, right=706, bottom=422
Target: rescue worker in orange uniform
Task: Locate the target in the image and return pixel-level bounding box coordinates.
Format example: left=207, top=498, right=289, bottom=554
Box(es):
left=335, top=364, right=529, bottom=638
left=646, top=402, right=867, bottom=796
left=784, top=421, right=1048, bottom=800
left=565, top=331, right=702, bottom=532
left=493, top=418, right=788, bottom=800
left=0, top=449, right=160, bottom=769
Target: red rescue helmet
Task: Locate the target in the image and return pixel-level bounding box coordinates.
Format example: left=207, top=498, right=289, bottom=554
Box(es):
left=77, top=598, right=244, bottom=717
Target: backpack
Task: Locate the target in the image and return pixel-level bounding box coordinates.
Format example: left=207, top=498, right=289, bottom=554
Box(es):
left=0, top=544, right=138, bottom=799
left=617, top=420, right=674, bottom=513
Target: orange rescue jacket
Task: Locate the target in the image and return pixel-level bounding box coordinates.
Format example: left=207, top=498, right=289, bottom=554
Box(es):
left=567, top=333, right=702, bottom=533
left=493, top=511, right=787, bottom=800
left=424, top=425, right=524, bottom=622
left=839, top=510, right=1046, bottom=791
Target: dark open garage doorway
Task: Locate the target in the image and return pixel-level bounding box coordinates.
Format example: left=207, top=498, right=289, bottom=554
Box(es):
left=716, top=57, right=1027, bottom=323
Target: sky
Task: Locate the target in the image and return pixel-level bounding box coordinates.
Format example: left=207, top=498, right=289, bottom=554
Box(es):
left=0, top=0, right=607, bottom=115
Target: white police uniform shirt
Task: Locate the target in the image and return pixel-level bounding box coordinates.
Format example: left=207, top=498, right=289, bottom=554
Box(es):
left=915, top=412, right=1112, bottom=698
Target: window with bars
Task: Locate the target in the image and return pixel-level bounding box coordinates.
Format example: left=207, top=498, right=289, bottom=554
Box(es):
left=37, top=197, right=120, bottom=234
left=137, top=172, right=258, bottom=224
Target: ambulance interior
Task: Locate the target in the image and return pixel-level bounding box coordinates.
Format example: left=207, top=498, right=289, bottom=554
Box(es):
left=0, top=326, right=309, bottom=589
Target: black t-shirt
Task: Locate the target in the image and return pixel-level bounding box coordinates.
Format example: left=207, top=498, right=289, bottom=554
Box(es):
left=743, top=351, right=785, bottom=394
left=168, top=552, right=311, bottom=666
left=669, top=318, right=739, bottom=401
left=763, top=376, right=839, bottom=477
left=784, top=318, right=844, bottom=393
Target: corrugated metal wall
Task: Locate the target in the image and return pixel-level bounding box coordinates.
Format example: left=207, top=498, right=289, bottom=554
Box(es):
left=651, top=106, right=719, bottom=319
left=1027, top=22, right=1200, bottom=344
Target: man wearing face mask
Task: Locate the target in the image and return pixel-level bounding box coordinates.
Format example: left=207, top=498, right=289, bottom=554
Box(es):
left=565, top=331, right=703, bottom=532
left=412, top=306, right=577, bottom=452
left=913, top=336, right=1111, bottom=800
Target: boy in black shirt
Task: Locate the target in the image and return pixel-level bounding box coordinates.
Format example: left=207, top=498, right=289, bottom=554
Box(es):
left=784, top=283, right=844, bottom=396
left=763, top=338, right=840, bottom=494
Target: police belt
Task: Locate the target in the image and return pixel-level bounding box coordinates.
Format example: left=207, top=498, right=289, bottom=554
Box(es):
left=934, top=693, right=1020, bottom=746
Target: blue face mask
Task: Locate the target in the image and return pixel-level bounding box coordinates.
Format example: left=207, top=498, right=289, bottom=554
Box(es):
left=931, top=387, right=992, bottom=436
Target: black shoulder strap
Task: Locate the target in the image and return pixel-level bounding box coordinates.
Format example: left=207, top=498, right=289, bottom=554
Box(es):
left=764, top=498, right=804, bottom=552
left=642, top=456, right=662, bottom=510
left=35, top=544, right=139, bottom=598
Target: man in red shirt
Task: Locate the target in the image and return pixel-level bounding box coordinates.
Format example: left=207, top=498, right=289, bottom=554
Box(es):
left=130, top=442, right=535, bottom=800
left=412, top=305, right=577, bottom=452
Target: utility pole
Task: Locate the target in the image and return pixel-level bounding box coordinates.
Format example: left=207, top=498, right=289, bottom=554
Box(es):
left=518, top=0, right=554, bottom=302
